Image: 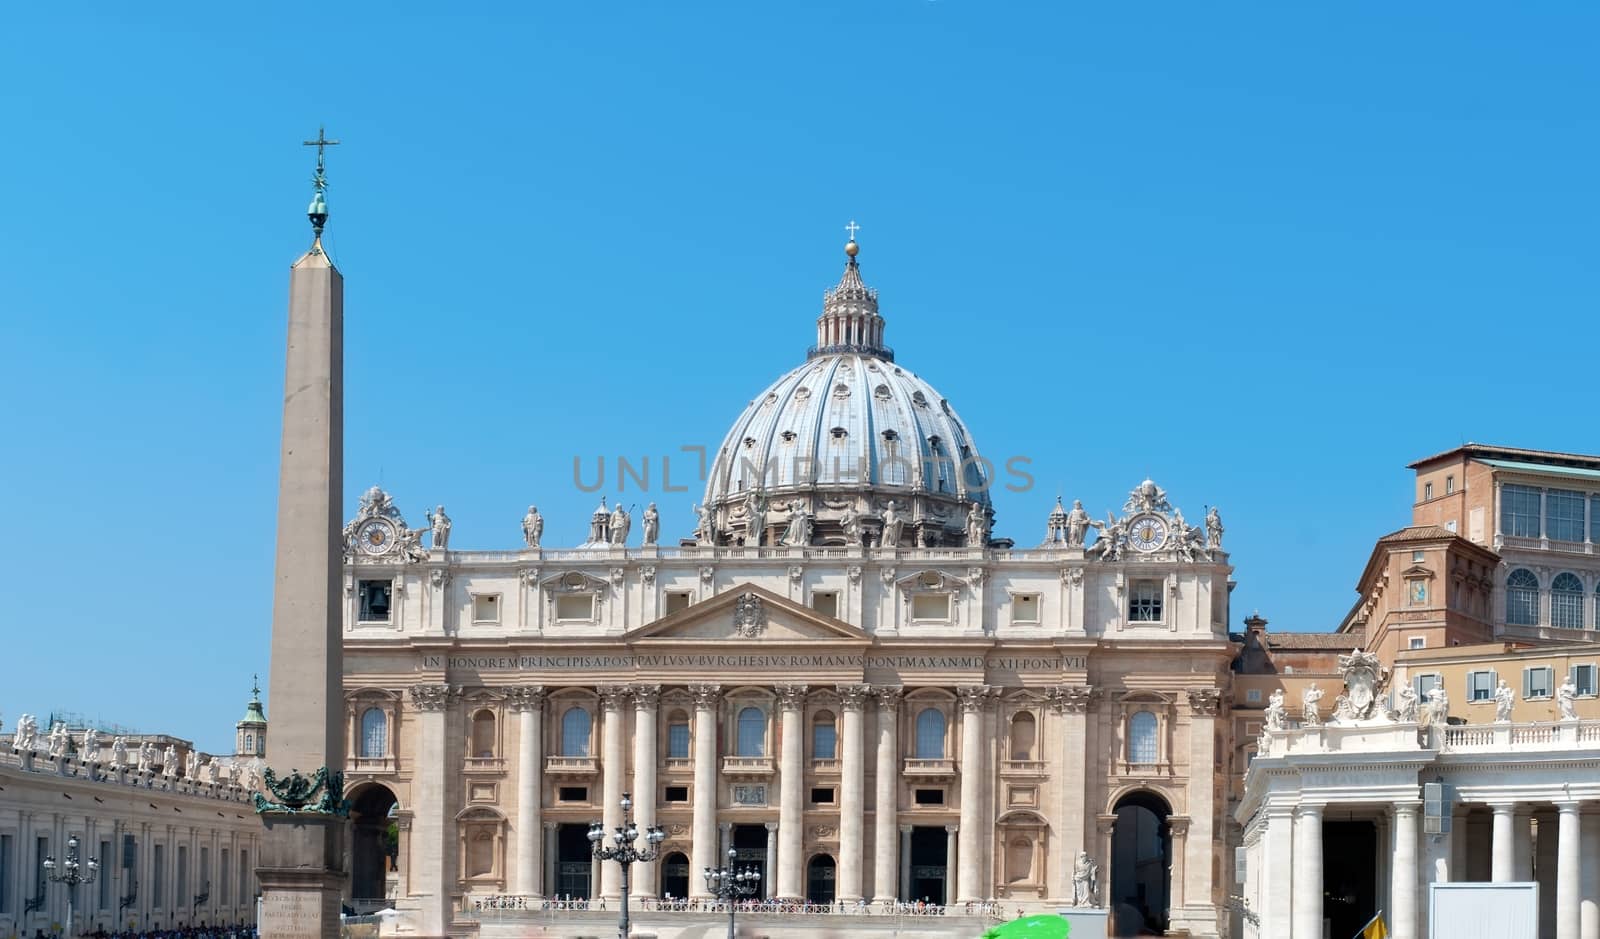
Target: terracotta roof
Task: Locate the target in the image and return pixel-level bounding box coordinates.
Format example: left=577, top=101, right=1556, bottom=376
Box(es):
left=1262, top=631, right=1362, bottom=650
left=1376, top=525, right=1458, bottom=544
left=1409, top=442, right=1600, bottom=470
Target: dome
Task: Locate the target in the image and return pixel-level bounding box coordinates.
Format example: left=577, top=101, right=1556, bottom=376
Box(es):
left=699, top=240, right=992, bottom=548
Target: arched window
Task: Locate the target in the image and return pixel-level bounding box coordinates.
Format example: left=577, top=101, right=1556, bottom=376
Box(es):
left=1506, top=569, right=1540, bottom=626
left=915, top=708, right=946, bottom=759
left=1009, top=712, right=1036, bottom=761
left=471, top=710, right=496, bottom=759
left=736, top=707, right=766, bottom=757
left=1128, top=711, right=1158, bottom=765
left=1551, top=573, right=1584, bottom=629
left=359, top=708, right=387, bottom=759
left=1006, top=838, right=1033, bottom=884
left=666, top=710, right=690, bottom=759
left=561, top=706, right=591, bottom=757
left=812, top=711, right=837, bottom=760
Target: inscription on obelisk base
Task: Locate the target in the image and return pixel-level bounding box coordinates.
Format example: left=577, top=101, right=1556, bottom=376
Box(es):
left=259, top=816, right=347, bottom=939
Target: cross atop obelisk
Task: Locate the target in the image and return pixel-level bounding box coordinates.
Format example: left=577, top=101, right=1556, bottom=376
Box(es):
left=303, top=126, right=340, bottom=242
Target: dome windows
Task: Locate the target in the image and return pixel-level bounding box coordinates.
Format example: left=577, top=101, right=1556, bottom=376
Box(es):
left=928, top=435, right=943, bottom=454
left=795, top=386, right=811, bottom=401
left=780, top=430, right=797, bottom=444
left=744, top=437, right=758, bottom=449
left=881, top=429, right=899, bottom=442
left=874, top=384, right=892, bottom=400
left=833, top=383, right=852, bottom=399
left=763, top=392, right=779, bottom=406
left=830, top=427, right=849, bottom=442
left=911, top=391, right=929, bottom=408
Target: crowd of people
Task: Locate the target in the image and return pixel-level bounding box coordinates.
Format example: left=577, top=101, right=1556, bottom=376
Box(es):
left=30, top=923, right=258, bottom=939
left=469, top=894, right=1007, bottom=919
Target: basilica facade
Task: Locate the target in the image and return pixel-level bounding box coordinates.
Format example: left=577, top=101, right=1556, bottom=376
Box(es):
left=340, top=242, right=1235, bottom=938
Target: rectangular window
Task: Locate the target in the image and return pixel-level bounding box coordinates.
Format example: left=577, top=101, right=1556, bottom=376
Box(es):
left=0, top=833, right=11, bottom=914
left=1424, top=482, right=1434, bottom=500
left=1446, top=475, right=1456, bottom=495
left=1573, top=664, right=1598, bottom=698
left=914, top=788, right=945, bottom=806
left=1414, top=673, right=1441, bottom=700
left=1467, top=671, right=1495, bottom=702
left=911, top=593, right=951, bottom=622
left=358, top=580, right=393, bottom=622
left=1593, top=497, right=1600, bottom=545
left=1524, top=666, right=1554, bottom=700
left=556, top=594, right=595, bottom=621
left=1412, top=550, right=1426, bottom=564
left=665, top=591, right=692, bottom=615
left=810, top=591, right=839, bottom=619
left=663, top=785, right=689, bottom=803
left=1011, top=594, right=1040, bottom=624
left=1502, top=484, right=1541, bottom=538
left=1129, top=580, right=1163, bottom=622
left=1409, top=637, right=1426, bottom=650
left=810, top=787, right=836, bottom=804
left=667, top=722, right=690, bottom=759
left=219, top=849, right=230, bottom=906
left=471, top=594, right=500, bottom=623
left=1246, top=689, right=1262, bottom=703
left=558, top=786, right=588, bottom=802
left=153, top=843, right=165, bottom=908
left=99, top=840, right=112, bottom=909
left=1547, top=489, right=1585, bottom=542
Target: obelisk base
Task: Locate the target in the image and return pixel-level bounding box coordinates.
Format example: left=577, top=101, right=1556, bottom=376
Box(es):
left=259, top=815, right=349, bottom=939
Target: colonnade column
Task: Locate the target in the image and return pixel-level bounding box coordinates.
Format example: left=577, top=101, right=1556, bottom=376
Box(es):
left=1047, top=686, right=1092, bottom=903
left=775, top=684, right=807, bottom=901
left=837, top=684, right=870, bottom=903
left=899, top=826, right=913, bottom=901
left=1391, top=801, right=1420, bottom=939
left=510, top=686, right=545, bottom=896
left=407, top=683, right=455, bottom=936
left=631, top=685, right=661, bottom=898
left=1489, top=802, right=1517, bottom=883
left=1580, top=807, right=1599, bottom=939
left=956, top=685, right=993, bottom=903
left=763, top=823, right=778, bottom=899
left=1292, top=804, right=1322, bottom=939
left=598, top=685, right=629, bottom=901
left=688, top=684, right=721, bottom=900
left=542, top=822, right=559, bottom=897
left=872, top=687, right=902, bottom=903
left=1557, top=801, right=1581, bottom=939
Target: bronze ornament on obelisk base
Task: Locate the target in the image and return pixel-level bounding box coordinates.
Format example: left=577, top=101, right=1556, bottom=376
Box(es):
left=254, top=127, right=350, bottom=939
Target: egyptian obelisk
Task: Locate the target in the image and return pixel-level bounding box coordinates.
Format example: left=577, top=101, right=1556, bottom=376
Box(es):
left=256, top=128, right=347, bottom=939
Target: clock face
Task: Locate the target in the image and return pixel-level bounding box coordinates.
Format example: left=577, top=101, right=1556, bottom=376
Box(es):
left=1128, top=515, right=1169, bottom=553
left=357, top=518, right=397, bottom=556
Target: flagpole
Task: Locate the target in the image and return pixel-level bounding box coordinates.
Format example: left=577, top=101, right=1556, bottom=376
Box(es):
left=1353, top=909, right=1385, bottom=939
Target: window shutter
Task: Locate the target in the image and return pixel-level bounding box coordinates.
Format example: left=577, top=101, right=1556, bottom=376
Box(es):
left=1523, top=669, right=1533, bottom=699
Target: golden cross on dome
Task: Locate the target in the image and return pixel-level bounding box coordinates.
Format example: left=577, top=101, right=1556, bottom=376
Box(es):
left=844, top=219, right=861, bottom=241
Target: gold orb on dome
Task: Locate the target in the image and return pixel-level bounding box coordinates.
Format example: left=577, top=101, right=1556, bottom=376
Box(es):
left=844, top=240, right=859, bottom=257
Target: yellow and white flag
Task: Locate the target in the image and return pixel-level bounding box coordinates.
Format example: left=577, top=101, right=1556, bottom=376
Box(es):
left=1357, top=911, right=1388, bottom=939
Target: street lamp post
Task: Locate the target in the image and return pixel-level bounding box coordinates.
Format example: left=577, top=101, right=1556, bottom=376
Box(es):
left=588, top=791, right=665, bottom=939
left=43, top=835, right=100, bottom=939
left=703, top=847, right=760, bottom=939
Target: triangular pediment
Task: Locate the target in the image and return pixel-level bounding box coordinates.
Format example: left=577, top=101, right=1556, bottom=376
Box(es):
left=625, top=583, right=869, bottom=644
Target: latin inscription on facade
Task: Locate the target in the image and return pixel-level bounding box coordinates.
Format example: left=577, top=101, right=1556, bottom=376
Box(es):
left=420, top=653, right=1087, bottom=671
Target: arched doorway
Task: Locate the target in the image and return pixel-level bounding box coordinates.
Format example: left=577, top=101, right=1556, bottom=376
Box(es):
left=349, top=783, right=399, bottom=903
left=659, top=852, right=690, bottom=902
left=805, top=855, right=836, bottom=905
left=1111, top=791, right=1171, bottom=936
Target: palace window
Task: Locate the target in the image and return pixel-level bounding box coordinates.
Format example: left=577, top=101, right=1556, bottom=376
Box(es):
left=471, top=594, right=500, bottom=624
left=1571, top=664, right=1597, bottom=698
left=664, top=785, right=689, bottom=803
left=1467, top=671, right=1495, bottom=702
left=914, top=788, right=945, bottom=805
left=1523, top=666, right=1554, bottom=700
left=360, top=707, right=387, bottom=758
left=1424, top=482, right=1434, bottom=500
left=358, top=580, right=392, bottom=622
left=811, top=591, right=839, bottom=618
left=914, top=708, right=946, bottom=759
left=471, top=710, right=497, bottom=759
left=812, top=711, right=837, bottom=760
left=558, top=786, right=587, bottom=802
left=1246, top=689, right=1262, bottom=703
left=1593, top=497, right=1600, bottom=544
left=811, top=787, right=836, bottom=804
left=1552, top=573, right=1584, bottom=629
left=1414, top=673, right=1441, bottom=700
left=1409, top=637, right=1426, bottom=650
left=1506, top=569, right=1540, bottom=626
left=1009, top=712, right=1036, bottom=760
left=666, top=711, right=690, bottom=759
left=1011, top=594, right=1040, bottom=624
left=665, top=591, right=692, bottom=615
left=1129, top=580, right=1162, bottom=623
left=1446, top=475, right=1456, bottom=495
left=911, top=593, right=952, bottom=622
left=560, top=706, right=592, bottom=757
left=1128, top=711, right=1158, bottom=765
left=1547, top=489, right=1585, bottom=543
left=736, top=707, right=766, bottom=757
left=1502, top=485, right=1541, bottom=538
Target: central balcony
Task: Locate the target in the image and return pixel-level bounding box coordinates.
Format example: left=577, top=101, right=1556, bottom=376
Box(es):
left=720, top=756, right=775, bottom=779
left=544, top=756, right=599, bottom=778
left=902, top=758, right=957, bottom=780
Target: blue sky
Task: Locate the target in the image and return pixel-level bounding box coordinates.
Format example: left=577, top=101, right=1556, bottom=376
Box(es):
left=1, top=3, right=1595, bottom=754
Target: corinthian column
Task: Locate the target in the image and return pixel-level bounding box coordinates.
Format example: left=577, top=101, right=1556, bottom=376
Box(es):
left=689, top=683, right=722, bottom=899
left=408, top=683, right=456, bottom=935
left=507, top=686, right=546, bottom=896
left=631, top=685, right=661, bottom=897
left=872, top=687, right=903, bottom=903
left=838, top=683, right=871, bottom=902
left=1047, top=684, right=1092, bottom=902
left=598, top=684, right=630, bottom=900
left=775, top=684, right=808, bottom=900
left=956, top=685, right=993, bottom=902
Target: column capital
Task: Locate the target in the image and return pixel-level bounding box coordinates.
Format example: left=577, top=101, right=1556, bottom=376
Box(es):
left=409, top=683, right=457, bottom=711
left=1295, top=803, right=1324, bottom=819
left=598, top=684, right=631, bottom=710
left=956, top=685, right=998, bottom=712
left=1186, top=688, right=1223, bottom=716
left=944, top=824, right=960, bottom=834
left=689, top=683, right=722, bottom=709
left=1393, top=800, right=1422, bottom=819
left=1488, top=801, right=1519, bottom=813
left=899, top=824, right=914, bottom=834
left=505, top=686, right=546, bottom=712
left=874, top=686, right=904, bottom=711
left=1095, top=813, right=1118, bottom=835
left=630, top=684, right=662, bottom=710
left=1552, top=799, right=1582, bottom=813
left=764, top=821, right=779, bottom=832
left=543, top=821, right=559, bottom=831
left=1046, top=684, right=1094, bottom=714
left=1165, top=815, right=1192, bottom=837
left=719, top=821, right=733, bottom=834
left=837, top=683, right=872, bottom=710
left=775, top=684, right=809, bottom=710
